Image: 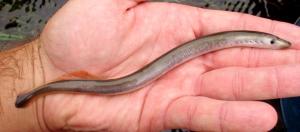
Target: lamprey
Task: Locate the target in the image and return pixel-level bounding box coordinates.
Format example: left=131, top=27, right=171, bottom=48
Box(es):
left=15, top=31, right=291, bottom=108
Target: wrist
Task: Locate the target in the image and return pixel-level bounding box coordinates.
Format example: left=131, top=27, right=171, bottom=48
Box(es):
left=0, top=39, right=56, bottom=131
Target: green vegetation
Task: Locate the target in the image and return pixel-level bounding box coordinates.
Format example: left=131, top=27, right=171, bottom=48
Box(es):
left=0, top=32, right=24, bottom=41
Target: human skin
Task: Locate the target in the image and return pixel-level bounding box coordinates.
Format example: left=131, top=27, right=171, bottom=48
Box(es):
left=1, top=0, right=300, bottom=131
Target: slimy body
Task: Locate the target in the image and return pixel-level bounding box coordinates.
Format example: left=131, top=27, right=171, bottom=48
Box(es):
left=15, top=31, right=291, bottom=108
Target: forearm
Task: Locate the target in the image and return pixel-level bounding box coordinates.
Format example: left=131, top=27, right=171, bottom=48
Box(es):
left=0, top=40, right=47, bottom=131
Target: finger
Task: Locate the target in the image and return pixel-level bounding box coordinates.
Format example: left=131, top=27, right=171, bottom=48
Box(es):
left=196, top=65, right=300, bottom=100
left=197, top=9, right=300, bottom=68
left=197, top=9, right=300, bottom=48
left=201, top=48, right=300, bottom=68
left=147, top=1, right=300, bottom=47
left=136, top=2, right=300, bottom=68
left=164, top=96, right=277, bottom=131
left=67, top=0, right=140, bottom=12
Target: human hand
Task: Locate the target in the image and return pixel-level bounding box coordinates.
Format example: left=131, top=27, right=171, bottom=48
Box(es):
left=35, top=0, right=300, bottom=131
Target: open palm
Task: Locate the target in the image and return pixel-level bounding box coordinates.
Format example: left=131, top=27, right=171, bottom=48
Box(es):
left=36, top=0, right=300, bottom=131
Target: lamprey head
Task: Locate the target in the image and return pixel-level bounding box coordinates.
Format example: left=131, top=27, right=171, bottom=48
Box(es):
left=270, top=37, right=291, bottom=49
left=227, top=31, right=292, bottom=49
left=261, top=33, right=291, bottom=49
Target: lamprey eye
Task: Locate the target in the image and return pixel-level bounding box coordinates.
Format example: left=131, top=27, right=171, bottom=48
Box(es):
left=270, top=39, right=276, bottom=44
